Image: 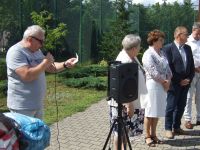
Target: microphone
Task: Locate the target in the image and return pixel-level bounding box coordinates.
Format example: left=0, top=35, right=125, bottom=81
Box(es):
left=42, top=50, right=48, bottom=56
left=42, top=50, right=55, bottom=66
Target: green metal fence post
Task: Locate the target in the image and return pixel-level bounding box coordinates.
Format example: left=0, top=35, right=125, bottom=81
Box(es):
left=19, top=0, right=23, bottom=37
left=79, top=0, right=83, bottom=63
left=100, top=0, right=102, bottom=35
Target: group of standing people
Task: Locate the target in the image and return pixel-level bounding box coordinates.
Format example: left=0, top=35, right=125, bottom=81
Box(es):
left=110, top=23, right=200, bottom=149
left=5, top=23, right=200, bottom=149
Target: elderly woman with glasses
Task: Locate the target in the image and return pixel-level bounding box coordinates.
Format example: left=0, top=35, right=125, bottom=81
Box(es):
left=108, top=34, right=147, bottom=150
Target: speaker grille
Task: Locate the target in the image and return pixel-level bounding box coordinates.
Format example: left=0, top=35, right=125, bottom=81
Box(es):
left=109, top=62, right=138, bottom=103
left=122, top=77, right=137, bottom=99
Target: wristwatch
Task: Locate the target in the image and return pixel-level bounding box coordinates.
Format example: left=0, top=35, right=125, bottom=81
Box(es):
left=63, top=61, right=68, bottom=68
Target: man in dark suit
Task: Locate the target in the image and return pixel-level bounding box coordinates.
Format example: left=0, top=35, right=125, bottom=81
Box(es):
left=163, top=26, right=195, bottom=139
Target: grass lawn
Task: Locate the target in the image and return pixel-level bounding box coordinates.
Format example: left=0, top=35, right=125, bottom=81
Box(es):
left=0, top=74, right=106, bottom=125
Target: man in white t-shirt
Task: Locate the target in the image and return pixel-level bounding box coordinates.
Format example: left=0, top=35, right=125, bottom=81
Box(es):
left=184, top=22, right=200, bottom=129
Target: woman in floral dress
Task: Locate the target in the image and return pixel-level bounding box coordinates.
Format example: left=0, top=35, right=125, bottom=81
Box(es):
left=142, top=30, right=172, bottom=147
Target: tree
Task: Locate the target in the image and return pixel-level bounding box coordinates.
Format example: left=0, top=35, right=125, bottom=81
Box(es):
left=0, top=0, right=22, bottom=49
left=139, top=1, right=195, bottom=46
left=31, top=11, right=68, bottom=57
left=99, top=0, right=130, bottom=61
left=90, top=21, right=99, bottom=63
left=80, top=0, right=114, bottom=62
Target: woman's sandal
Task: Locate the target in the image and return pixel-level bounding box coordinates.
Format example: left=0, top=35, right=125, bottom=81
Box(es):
left=151, top=136, right=164, bottom=144
left=145, top=137, right=156, bottom=147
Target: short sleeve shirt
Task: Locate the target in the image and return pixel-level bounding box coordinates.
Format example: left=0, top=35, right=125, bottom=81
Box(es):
left=6, top=42, right=46, bottom=110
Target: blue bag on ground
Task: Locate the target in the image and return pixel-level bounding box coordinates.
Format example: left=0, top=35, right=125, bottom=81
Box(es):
left=4, top=112, right=50, bottom=150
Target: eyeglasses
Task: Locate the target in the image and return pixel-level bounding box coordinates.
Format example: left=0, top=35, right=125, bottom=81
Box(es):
left=179, top=32, right=188, bottom=36
left=30, top=36, right=44, bottom=45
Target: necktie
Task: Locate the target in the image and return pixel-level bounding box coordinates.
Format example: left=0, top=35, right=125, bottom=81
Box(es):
left=179, top=46, right=186, bottom=70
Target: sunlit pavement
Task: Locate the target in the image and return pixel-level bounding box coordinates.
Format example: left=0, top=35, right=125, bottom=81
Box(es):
left=46, top=99, right=200, bottom=150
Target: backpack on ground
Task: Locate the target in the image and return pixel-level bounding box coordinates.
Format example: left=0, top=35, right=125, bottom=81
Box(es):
left=0, top=113, right=19, bottom=150
left=4, top=113, right=50, bottom=150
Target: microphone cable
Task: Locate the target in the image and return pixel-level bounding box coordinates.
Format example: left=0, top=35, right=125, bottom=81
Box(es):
left=52, top=11, right=59, bottom=148
left=52, top=62, right=61, bottom=150
left=42, top=48, right=60, bottom=149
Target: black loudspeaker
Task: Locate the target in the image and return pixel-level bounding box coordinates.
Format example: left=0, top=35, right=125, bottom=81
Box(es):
left=109, top=62, right=138, bottom=103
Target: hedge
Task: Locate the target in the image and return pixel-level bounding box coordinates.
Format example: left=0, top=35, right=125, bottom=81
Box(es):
left=0, top=60, right=7, bottom=80
left=0, top=80, right=7, bottom=98
left=63, top=76, right=107, bottom=90
left=58, top=64, right=107, bottom=78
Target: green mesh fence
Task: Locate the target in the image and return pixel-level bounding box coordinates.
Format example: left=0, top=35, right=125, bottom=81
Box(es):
left=0, top=0, right=198, bottom=63
left=0, top=0, right=116, bottom=63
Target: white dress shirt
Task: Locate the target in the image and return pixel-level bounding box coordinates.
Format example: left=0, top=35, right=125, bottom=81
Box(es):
left=187, top=35, right=200, bottom=68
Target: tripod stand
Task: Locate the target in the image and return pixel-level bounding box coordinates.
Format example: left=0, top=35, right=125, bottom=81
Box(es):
left=103, top=61, right=137, bottom=150
left=103, top=102, right=132, bottom=150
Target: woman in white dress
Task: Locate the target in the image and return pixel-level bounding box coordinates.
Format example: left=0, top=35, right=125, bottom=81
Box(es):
left=142, top=30, right=172, bottom=146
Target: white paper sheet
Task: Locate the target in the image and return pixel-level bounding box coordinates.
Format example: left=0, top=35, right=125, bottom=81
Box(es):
left=73, top=53, right=79, bottom=64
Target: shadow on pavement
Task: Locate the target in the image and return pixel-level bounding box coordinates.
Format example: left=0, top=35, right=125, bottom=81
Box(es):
left=186, top=129, right=200, bottom=136
left=166, top=136, right=200, bottom=147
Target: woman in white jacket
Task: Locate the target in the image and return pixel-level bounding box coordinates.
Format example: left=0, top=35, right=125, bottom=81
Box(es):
left=108, top=34, right=147, bottom=150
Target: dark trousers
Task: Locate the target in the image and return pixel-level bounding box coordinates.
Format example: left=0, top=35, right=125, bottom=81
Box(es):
left=165, top=84, right=190, bottom=131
